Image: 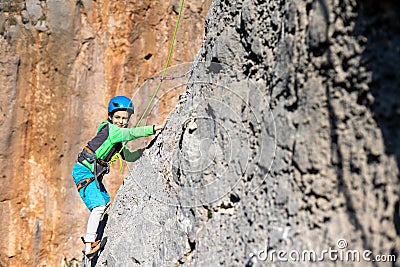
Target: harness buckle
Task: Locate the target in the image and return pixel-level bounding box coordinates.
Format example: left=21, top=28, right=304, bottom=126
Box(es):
left=97, top=159, right=110, bottom=174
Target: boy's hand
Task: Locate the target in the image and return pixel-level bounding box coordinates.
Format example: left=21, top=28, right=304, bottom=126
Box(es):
left=154, top=125, right=163, bottom=132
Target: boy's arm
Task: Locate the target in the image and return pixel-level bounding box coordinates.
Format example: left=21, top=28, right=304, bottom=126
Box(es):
left=109, top=124, right=155, bottom=143
left=122, top=147, right=144, bottom=162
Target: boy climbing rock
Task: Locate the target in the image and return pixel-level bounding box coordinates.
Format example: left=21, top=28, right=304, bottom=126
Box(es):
left=72, top=96, right=162, bottom=258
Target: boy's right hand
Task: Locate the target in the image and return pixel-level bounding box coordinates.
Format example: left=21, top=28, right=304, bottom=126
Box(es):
left=154, top=125, right=163, bottom=132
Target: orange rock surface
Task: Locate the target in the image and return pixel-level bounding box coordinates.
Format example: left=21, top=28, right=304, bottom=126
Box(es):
left=0, top=0, right=211, bottom=265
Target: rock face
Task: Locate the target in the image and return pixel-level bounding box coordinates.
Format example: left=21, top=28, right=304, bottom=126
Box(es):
left=100, top=0, right=400, bottom=266
left=0, top=0, right=210, bottom=266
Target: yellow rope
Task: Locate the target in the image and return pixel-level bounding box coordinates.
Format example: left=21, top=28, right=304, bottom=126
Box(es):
left=110, top=0, right=186, bottom=170
left=136, top=0, right=186, bottom=127
left=109, top=152, right=123, bottom=171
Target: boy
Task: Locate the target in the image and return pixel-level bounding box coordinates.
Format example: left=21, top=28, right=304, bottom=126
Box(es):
left=72, top=96, right=162, bottom=257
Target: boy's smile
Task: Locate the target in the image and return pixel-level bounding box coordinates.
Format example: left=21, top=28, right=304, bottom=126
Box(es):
left=109, top=110, right=129, bottom=128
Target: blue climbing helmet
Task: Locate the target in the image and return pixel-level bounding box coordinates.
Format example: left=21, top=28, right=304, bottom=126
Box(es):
left=108, top=96, right=134, bottom=115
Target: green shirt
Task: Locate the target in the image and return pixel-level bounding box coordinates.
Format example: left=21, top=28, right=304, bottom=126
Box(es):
left=80, top=121, right=155, bottom=172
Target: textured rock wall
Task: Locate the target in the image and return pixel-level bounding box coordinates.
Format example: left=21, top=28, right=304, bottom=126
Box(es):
left=100, top=0, right=400, bottom=266
left=0, top=0, right=210, bottom=266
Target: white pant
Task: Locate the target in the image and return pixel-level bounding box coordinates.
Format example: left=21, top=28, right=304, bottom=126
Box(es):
left=84, top=205, right=106, bottom=243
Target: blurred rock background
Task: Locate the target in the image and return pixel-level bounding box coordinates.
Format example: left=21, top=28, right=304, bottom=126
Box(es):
left=0, top=0, right=211, bottom=265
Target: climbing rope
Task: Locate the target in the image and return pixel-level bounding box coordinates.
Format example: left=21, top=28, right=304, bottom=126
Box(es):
left=144, top=67, right=193, bottom=82
left=109, top=0, right=186, bottom=169
left=136, top=0, right=186, bottom=127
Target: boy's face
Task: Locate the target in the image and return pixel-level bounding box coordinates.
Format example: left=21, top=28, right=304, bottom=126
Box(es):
left=109, top=110, right=130, bottom=128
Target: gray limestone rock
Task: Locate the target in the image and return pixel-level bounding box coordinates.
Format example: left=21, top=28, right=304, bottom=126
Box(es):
left=98, top=0, right=400, bottom=266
